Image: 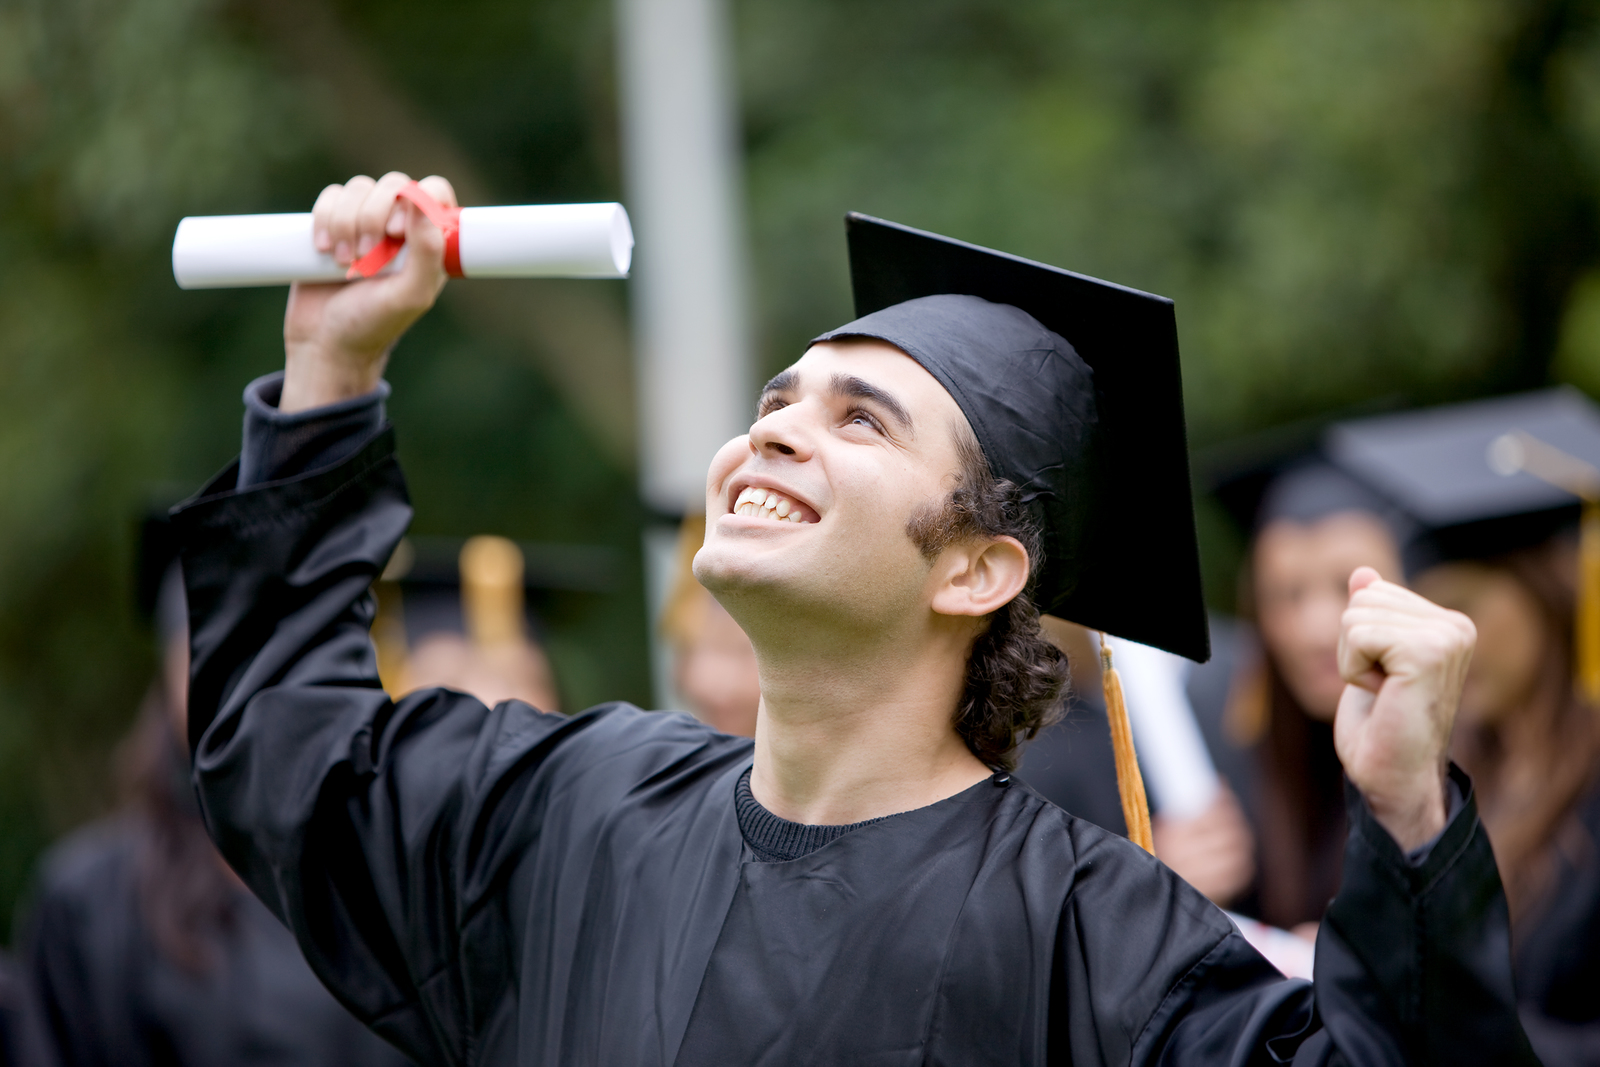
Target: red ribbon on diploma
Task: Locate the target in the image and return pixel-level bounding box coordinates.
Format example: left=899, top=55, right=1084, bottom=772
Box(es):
left=345, top=180, right=463, bottom=280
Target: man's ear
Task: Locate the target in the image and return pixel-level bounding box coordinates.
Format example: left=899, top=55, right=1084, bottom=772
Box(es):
left=929, top=536, right=1030, bottom=618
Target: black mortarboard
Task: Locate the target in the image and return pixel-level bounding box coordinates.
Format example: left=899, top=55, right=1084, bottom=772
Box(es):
left=810, top=213, right=1208, bottom=663
left=136, top=510, right=177, bottom=623
left=372, top=535, right=617, bottom=706
left=1325, top=388, right=1600, bottom=564
left=1325, top=388, right=1600, bottom=702
left=1208, top=453, right=1416, bottom=550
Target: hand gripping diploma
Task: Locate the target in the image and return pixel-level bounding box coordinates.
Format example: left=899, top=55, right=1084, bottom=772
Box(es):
left=1335, top=567, right=1474, bottom=852
left=280, top=172, right=456, bottom=413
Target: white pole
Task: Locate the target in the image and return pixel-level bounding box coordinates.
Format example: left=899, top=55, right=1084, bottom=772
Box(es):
left=1100, top=634, right=1222, bottom=819
left=616, top=0, right=751, bottom=514
left=617, top=0, right=751, bottom=707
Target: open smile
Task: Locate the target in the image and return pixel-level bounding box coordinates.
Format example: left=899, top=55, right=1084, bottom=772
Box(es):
left=729, top=483, right=819, bottom=524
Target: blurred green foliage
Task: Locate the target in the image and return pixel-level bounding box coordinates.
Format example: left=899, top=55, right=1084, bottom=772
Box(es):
left=2, top=0, right=1600, bottom=936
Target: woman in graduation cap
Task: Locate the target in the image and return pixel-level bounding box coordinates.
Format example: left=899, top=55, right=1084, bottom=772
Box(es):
left=1327, top=390, right=1600, bottom=1067
left=1193, top=459, right=1413, bottom=933
left=165, top=171, right=1534, bottom=1065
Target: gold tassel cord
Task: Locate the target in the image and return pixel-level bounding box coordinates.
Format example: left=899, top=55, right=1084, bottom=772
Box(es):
left=1581, top=500, right=1600, bottom=704
left=1099, top=633, right=1154, bottom=854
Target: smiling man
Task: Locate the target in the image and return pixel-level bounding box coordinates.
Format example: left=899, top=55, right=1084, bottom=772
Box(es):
left=173, top=172, right=1536, bottom=1065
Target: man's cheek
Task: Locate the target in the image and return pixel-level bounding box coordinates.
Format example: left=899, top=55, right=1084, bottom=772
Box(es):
left=705, top=436, right=752, bottom=498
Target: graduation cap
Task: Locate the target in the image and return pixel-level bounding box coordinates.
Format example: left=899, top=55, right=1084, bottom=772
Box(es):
left=814, top=213, right=1207, bottom=663
left=812, top=213, right=1209, bottom=851
left=1202, top=450, right=1421, bottom=585
left=1192, top=396, right=1413, bottom=550
left=1326, top=387, right=1600, bottom=699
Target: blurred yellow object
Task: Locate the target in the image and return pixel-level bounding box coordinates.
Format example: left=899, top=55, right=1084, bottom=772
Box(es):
left=1581, top=502, right=1600, bottom=704
left=369, top=536, right=558, bottom=710
left=659, top=515, right=710, bottom=648
left=461, top=535, right=526, bottom=647
left=373, top=540, right=416, bottom=697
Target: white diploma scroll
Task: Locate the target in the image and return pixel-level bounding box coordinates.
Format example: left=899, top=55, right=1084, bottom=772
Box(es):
left=172, top=202, right=633, bottom=289
left=1102, top=635, right=1222, bottom=820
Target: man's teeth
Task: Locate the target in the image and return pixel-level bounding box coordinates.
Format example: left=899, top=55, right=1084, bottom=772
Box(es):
left=733, top=486, right=811, bottom=522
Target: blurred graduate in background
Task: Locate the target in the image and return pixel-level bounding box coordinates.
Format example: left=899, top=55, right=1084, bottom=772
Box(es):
left=370, top=534, right=561, bottom=711
left=19, top=514, right=412, bottom=1067
left=658, top=516, right=761, bottom=737
left=1326, top=389, right=1600, bottom=1066
left=1195, top=458, right=1413, bottom=933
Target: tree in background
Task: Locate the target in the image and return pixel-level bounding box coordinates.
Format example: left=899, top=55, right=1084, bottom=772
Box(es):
left=737, top=0, right=1600, bottom=436
left=0, top=0, right=647, bottom=932
left=2, top=0, right=1600, bottom=935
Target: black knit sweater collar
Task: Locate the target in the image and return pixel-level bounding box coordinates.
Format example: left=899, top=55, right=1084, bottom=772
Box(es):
left=733, top=767, right=885, bottom=863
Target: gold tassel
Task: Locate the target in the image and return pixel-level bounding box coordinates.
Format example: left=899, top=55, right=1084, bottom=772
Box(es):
left=1099, top=633, right=1154, bottom=854
left=1581, top=500, right=1600, bottom=703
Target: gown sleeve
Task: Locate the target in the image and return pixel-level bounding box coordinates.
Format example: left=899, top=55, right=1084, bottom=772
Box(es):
left=1082, top=770, right=1540, bottom=1065
left=170, top=424, right=679, bottom=1064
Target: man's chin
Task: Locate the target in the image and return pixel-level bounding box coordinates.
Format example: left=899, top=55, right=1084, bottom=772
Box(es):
left=692, top=542, right=785, bottom=599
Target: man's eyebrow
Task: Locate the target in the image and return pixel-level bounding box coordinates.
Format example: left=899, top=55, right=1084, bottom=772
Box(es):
left=830, top=373, right=913, bottom=433
left=759, top=370, right=797, bottom=398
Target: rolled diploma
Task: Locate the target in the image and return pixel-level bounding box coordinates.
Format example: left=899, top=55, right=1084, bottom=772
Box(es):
left=1103, top=635, right=1222, bottom=820
left=172, top=202, right=632, bottom=289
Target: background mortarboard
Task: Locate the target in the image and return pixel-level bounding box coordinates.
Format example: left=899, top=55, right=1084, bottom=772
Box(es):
left=379, top=535, right=617, bottom=647
left=373, top=536, right=618, bottom=705
left=1326, top=387, right=1600, bottom=701
left=1326, top=387, right=1600, bottom=564
left=838, top=212, right=1208, bottom=663
left=136, top=510, right=178, bottom=624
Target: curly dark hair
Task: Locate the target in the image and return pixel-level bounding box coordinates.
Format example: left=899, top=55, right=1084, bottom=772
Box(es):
left=906, top=430, right=1070, bottom=771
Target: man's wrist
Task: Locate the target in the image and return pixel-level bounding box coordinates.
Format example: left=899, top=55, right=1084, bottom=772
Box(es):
left=1362, top=768, right=1449, bottom=852
left=282, top=343, right=389, bottom=414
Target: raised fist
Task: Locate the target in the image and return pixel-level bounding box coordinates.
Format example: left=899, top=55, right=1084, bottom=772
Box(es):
left=1335, top=566, right=1476, bottom=850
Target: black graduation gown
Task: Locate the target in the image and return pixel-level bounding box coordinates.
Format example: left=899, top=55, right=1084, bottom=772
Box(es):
left=172, top=428, right=1538, bottom=1066
left=22, top=816, right=411, bottom=1067
left=1514, top=776, right=1600, bottom=1064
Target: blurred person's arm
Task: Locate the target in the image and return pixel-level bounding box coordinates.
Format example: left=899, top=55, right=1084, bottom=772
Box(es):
left=1152, top=783, right=1255, bottom=906
left=20, top=834, right=135, bottom=1067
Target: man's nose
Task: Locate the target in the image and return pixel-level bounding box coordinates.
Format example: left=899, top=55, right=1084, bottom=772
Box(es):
left=748, top=403, right=815, bottom=460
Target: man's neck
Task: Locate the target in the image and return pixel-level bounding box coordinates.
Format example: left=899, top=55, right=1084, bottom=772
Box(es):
left=745, top=615, right=991, bottom=826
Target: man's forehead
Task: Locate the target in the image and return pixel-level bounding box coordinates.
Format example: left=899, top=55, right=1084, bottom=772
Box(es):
left=769, top=339, right=954, bottom=403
